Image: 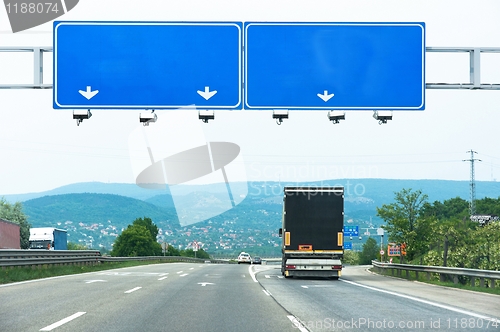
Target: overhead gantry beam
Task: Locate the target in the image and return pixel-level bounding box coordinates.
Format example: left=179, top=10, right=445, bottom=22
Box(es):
left=0, top=46, right=499, bottom=90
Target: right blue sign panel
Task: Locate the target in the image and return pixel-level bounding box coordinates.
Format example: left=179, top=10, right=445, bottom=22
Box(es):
left=245, top=23, right=425, bottom=110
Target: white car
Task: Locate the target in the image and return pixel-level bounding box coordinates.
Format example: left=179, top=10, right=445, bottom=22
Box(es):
left=237, top=252, right=252, bottom=264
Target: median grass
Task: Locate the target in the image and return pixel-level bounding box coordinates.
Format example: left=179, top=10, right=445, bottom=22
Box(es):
left=0, top=260, right=176, bottom=285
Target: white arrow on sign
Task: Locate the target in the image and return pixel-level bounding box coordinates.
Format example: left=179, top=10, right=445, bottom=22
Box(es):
left=197, top=86, right=217, bottom=100
left=198, top=282, right=214, bottom=287
left=317, top=90, right=334, bottom=102
left=78, top=86, right=99, bottom=100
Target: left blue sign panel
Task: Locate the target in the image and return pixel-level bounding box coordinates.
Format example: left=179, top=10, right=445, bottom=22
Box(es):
left=53, top=22, right=243, bottom=109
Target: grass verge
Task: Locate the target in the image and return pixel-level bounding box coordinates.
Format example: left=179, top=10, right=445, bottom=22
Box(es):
left=0, top=260, right=177, bottom=285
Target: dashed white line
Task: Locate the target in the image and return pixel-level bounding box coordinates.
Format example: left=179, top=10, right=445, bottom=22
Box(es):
left=262, top=289, right=271, bottom=296
left=124, top=287, right=142, bottom=294
left=189, top=267, right=194, bottom=270
left=159, top=273, right=169, bottom=277
left=85, top=280, right=106, bottom=284
left=179, top=273, right=188, bottom=277
left=158, top=276, right=168, bottom=281
left=40, top=312, right=86, bottom=331
left=287, top=315, right=309, bottom=332
left=176, top=271, right=183, bottom=274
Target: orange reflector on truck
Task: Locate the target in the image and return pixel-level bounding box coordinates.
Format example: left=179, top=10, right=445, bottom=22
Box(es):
left=338, top=232, right=343, bottom=246
left=298, top=244, right=312, bottom=250
left=285, top=232, right=290, bottom=246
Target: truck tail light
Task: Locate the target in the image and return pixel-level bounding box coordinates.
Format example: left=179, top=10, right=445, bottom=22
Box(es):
left=332, top=265, right=342, bottom=270
left=286, top=265, right=296, bottom=269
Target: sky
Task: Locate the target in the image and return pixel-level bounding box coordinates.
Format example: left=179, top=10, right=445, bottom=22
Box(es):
left=1, top=0, right=500, bottom=196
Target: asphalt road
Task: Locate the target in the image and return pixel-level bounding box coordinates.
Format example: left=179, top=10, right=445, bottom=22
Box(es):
left=1, top=263, right=499, bottom=331
left=255, top=264, right=500, bottom=332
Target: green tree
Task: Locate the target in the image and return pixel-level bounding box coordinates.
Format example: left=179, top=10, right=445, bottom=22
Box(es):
left=359, top=237, right=379, bottom=265
left=343, top=249, right=360, bottom=265
left=376, top=188, right=432, bottom=261
left=111, top=223, right=162, bottom=257
left=67, top=242, right=88, bottom=250
left=165, top=245, right=180, bottom=256
left=423, top=197, right=468, bottom=220
left=0, top=198, right=31, bottom=249
left=132, top=217, right=159, bottom=241
left=180, top=248, right=210, bottom=259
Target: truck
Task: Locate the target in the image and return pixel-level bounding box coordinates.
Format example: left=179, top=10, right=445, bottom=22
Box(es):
left=279, top=187, right=344, bottom=279
left=0, top=218, right=21, bottom=249
left=29, top=227, right=68, bottom=250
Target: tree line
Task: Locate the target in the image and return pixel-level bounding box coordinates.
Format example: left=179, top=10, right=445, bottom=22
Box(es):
left=375, top=188, right=500, bottom=273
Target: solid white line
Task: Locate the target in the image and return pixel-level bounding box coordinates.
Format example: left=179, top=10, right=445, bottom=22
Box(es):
left=158, top=277, right=168, bottom=281
left=287, top=315, right=309, bottom=332
left=341, top=279, right=500, bottom=323
left=124, top=287, right=142, bottom=294
left=248, top=265, right=258, bottom=282
left=40, top=312, right=86, bottom=331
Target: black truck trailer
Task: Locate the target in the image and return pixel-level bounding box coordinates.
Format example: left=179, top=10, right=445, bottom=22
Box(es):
left=279, top=187, right=344, bottom=279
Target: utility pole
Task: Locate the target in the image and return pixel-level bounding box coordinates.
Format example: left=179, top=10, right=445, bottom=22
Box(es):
left=463, top=150, right=481, bottom=215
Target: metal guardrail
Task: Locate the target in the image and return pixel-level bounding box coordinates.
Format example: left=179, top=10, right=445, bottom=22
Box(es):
left=0, top=249, right=229, bottom=267
left=372, top=260, right=500, bottom=288
left=99, top=255, right=228, bottom=264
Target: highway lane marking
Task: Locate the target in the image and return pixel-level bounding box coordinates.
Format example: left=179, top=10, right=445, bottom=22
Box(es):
left=159, top=273, right=169, bottom=277
left=176, top=271, right=183, bottom=274
left=287, top=315, right=310, bottom=332
left=85, top=280, right=107, bottom=284
left=189, top=267, right=194, bottom=270
left=158, top=277, right=168, bottom=281
left=198, top=282, right=214, bottom=287
left=39, top=312, right=86, bottom=331
left=249, top=265, right=258, bottom=282
left=341, top=280, right=500, bottom=324
left=262, top=289, right=271, bottom=296
left=179, top=273, right=189, bottom=277
left=124, top=287, right=142, bottom=294
left=99, top=272, right=131, bottom=276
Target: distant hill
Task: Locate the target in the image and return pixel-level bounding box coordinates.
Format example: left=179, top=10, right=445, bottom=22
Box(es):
left=9, top=179, right=500, bottom=252
left=2, top=181, right=240, bottom=203
left=22, top=193, right=178, bottom=249
left=24, top=193, right=177, bottom=227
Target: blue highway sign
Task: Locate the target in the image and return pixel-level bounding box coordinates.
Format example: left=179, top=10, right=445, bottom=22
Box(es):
left=53, top=22, right=242, bottom=109
left=245, top=22, right=425, bottom=110
left=344, top=226, right=359, bottom=237
left=344, top=242, right=353, bottom=250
